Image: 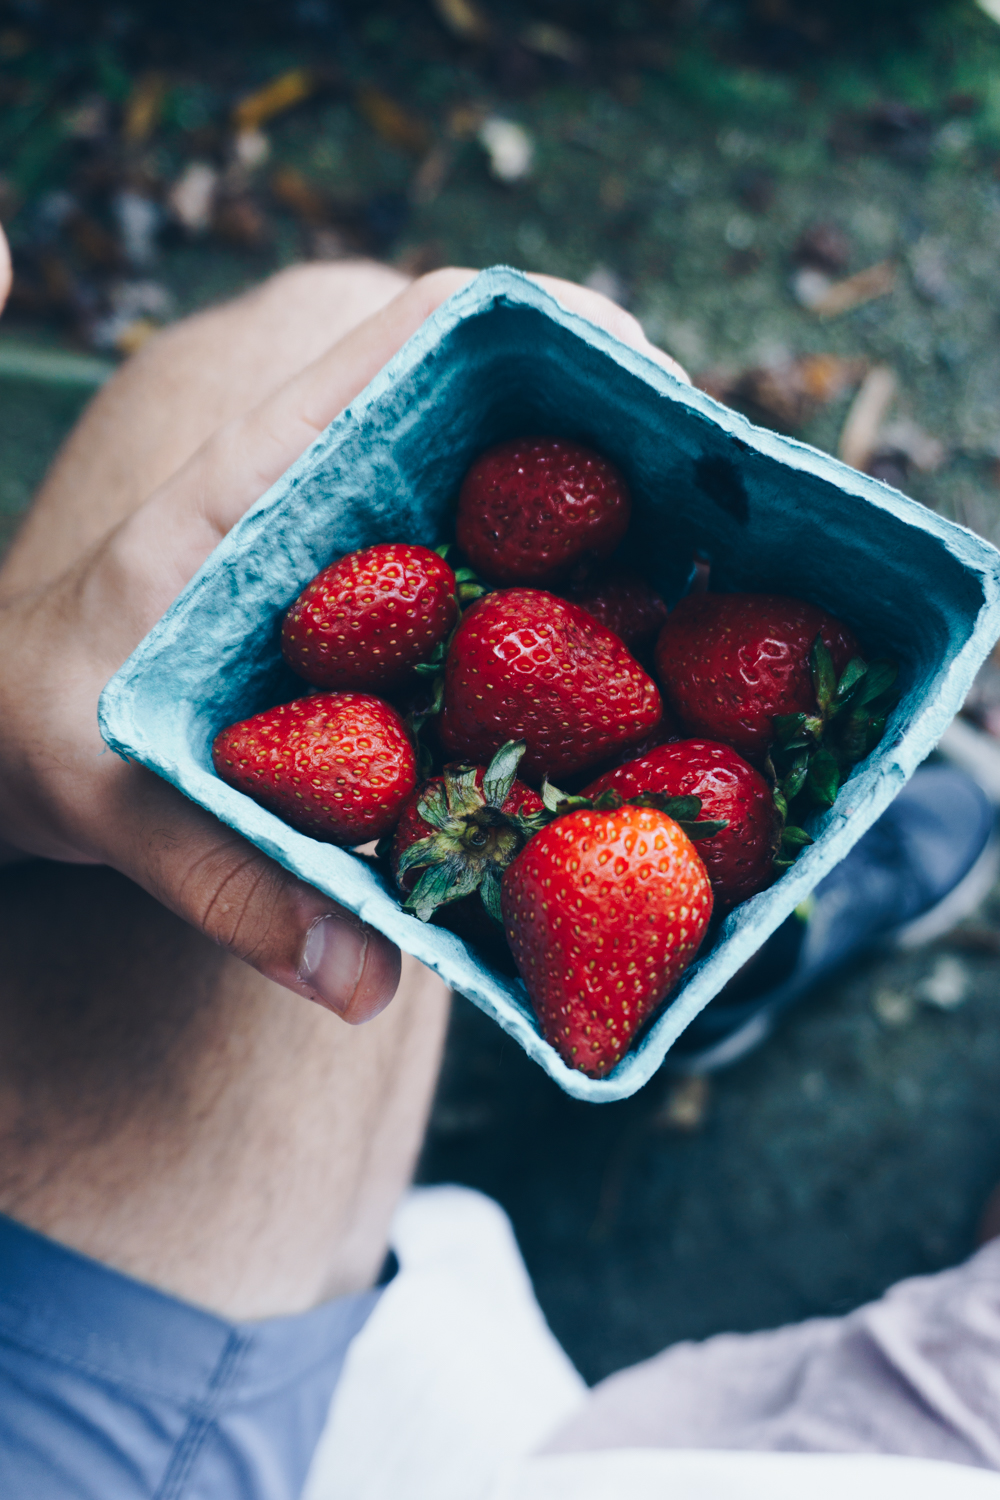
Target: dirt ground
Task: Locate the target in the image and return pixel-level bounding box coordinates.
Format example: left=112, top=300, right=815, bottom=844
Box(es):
left=3, top=0, right=1000, bottom=1382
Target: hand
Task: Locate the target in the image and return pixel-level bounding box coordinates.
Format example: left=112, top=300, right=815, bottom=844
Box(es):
left=0, top=239, right=687, bottom=1024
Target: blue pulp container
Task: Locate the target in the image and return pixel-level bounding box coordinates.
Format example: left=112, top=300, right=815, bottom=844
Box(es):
left=98, top=267, right=1000, bottom=1102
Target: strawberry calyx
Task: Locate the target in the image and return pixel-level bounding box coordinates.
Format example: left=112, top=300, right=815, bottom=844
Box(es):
left=770, top=635, right=899, bottom=819
left=538, top=778, right=729, bottom=843
left=393, top=739, right=548, bottom=923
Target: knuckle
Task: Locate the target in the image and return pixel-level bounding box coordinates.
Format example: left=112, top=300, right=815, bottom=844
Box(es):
left=187, top=845, right=294, bottom=969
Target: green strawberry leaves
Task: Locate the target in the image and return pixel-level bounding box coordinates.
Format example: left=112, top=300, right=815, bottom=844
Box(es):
left=453, top=566, right=487, bottom=606
left=768, top=634, right=899, bottom=867
left=540, top=778, right=728, bottom=842
left=398, top=740, right=544, bottom=925
left=397, top=737, right=732, bottom=927
left=482, top=738, right=525, bottom=811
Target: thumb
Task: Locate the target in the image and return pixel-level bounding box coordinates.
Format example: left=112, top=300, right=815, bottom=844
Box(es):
left=113, top=764, right=401, bottom=1024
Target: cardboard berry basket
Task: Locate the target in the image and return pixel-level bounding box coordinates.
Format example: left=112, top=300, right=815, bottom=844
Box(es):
left=98, top=267, right=1000, bottom=1102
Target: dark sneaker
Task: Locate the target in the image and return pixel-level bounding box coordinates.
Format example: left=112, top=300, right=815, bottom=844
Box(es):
left=665, top=763, right=999, bottom=1075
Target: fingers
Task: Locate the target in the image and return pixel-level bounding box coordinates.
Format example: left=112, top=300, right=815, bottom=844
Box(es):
left=75, top=268, right=479, bottom=647
left=112, top=765, right=401, bottom=1024
left=0, top=224, right=10, bottom=315
left=141, top=267, right=479, bottom=555
left=527, top=272, right=691, bottom=383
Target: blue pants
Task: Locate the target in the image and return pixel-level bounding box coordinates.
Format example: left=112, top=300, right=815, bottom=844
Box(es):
left=0, top=1211, right=379, bottom=1498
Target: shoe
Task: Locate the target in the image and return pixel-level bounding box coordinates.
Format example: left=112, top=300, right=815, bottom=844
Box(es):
left=665, top=763, right=999, bottom=1075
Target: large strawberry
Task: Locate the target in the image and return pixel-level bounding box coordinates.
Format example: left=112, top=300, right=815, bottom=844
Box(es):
left=213, top=692, right=416, bottom=844
left=390, top=740, right=545, bottom=923
left=456, top=436, right=631, bottom=586
left=568, top=567, right=668, bottom=656
left=501, top=805, right=714, bottom=1077
left=583, top=739, right=783, bottom=910
left=282, top=543, right=458, bottom=692
left=439, top=588, right=663, bottom=782
left=655, top=593, right=857, bottom=760
left=654, top=592, right=897, bottom=811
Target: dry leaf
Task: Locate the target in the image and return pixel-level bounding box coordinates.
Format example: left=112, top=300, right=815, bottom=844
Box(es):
left=431, top=0, right=493, bottom=43
left=212, top=194, right=270, bottom=248
left=232, top=69, right=314, bottom=133
left=114, top=316, right=159, bottom=355
left=809, top=259, right=896, bottom=318
left=356, top=86, right=429, bottom=155
left=697, top=354, right=866, bottom=431
left=446, top=103, right=485, bottom=140
left=518, top=21, right=584, bottom=64
left=270, top=166, right=329, bottom=225
left=838, top=365, right=898, bottom=469
left=63, top=95, right=110, bottom=141
left=123, top=73, right=166, bottom=144
left=409, top=143, right=454, bottom=206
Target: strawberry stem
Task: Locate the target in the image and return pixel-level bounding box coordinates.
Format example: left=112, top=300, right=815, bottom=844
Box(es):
left=772, top=635, right=898, bottom=819
left=398, top=739, right=547, bottom=925
left=766, top=634, right=898, bottom=871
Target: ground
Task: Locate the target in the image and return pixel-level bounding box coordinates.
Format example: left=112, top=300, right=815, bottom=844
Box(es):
left=2, top=0, right=1000, bottom=1383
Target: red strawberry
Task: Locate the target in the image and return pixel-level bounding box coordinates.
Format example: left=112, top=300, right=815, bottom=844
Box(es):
left=569, top=567, right=668, bottom=655
left=655, top=592, right=859, bottom=763
left=282, top=543, right=457, bottom=692
left=439, top=588, right=663, bottom=782
left=501, top=805, right=713, bottom=1077
left=391, top=740, right=545, bottom=922
left=584, top=739, right=778, bottom=910
left=213, top=692, right=416, bottom=844
left=456, top=437, right=631, bottom=586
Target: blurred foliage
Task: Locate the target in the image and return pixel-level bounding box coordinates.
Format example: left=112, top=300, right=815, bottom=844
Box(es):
left=1, top=0, right=999, bottom=524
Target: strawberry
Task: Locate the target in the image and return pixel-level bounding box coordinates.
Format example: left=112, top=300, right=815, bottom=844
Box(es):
left=655, top=592, right=858, bottom=762
left=583, top=739, right=781, bottom=911
left=213, top=692, right=416, bottom=845
left=438, top=588, right=663, bottom=782
left=501, top=805, right=714, bottom=1076
left=655, top=592, right=898, bottom=813
left=281, top=543, right=458, bottom=692
left=390, top=740, right=545, bottom=922
left=568, top=567, right=668, bottom=655
left=456, top=437, right=631, bottom=586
